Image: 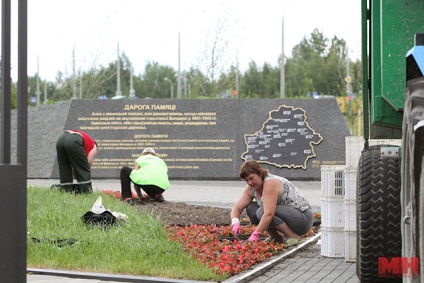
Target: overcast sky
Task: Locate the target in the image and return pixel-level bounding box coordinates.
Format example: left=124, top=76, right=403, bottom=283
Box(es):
left=8, top=0, right=361, bottom=81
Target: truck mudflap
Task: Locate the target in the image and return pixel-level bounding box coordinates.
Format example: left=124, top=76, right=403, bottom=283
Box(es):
left=356, top=144, right=402, bottom=283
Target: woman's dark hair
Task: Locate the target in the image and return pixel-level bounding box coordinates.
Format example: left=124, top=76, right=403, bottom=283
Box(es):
left=239, top=160, right=268, bottom=180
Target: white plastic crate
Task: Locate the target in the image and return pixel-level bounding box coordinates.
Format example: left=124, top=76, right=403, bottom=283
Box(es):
left=346, top=136, right=364, bottom=169
left=344, top=199, right=356, bottom=231
left=344, top=168, right=357, bottom=200
left=321, top=226, right=345, bottom=258
left=344, top=229, right=357, bottom=262
left=321, top=196, right=345, bottom=227
left=321, top=165, right=345, bottom=197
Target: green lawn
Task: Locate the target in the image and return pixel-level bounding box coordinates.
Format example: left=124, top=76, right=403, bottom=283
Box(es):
left=27, top=187, right=226, bottom=281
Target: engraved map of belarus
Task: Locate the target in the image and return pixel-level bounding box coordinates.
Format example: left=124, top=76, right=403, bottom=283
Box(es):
left=241, top=105, right=323, bottom=169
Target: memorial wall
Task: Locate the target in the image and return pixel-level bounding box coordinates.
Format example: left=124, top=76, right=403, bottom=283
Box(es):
left=18, top=98, right=349, bottom=180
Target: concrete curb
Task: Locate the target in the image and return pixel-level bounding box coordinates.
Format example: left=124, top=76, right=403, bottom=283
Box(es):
left=223, top=233, right=321, bottom=283
left=27, top=268, right=211, bottom=283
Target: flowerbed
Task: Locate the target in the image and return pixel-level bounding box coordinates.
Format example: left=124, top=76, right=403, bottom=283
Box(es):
left=167, top=224, right=318, bottom=276
left=101, top=189, right=320, bottom=276
left=167, top=224, right=287, bottom=276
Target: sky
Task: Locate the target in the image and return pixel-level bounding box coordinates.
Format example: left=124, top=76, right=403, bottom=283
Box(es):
left=8, top=0, right=361, bottom=82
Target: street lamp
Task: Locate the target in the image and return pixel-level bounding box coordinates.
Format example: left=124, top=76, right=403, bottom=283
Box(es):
left=164, top=77, right=174, bottom=99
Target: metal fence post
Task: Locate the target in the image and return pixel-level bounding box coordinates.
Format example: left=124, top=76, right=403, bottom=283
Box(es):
left=0, top=0, right=28, bottom=281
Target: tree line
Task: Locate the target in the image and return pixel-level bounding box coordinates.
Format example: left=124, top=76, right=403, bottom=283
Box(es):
left=6, top=29, right=361, bottom=107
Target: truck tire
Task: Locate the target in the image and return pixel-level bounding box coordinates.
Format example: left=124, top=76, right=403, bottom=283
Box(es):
left=356, top=145, right=402, bottom=282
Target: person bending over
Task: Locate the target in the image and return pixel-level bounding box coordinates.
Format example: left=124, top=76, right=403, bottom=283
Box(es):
left=120, top=148, right=170, bottom=203
left=56, top=130, right=98, bottom=194
left=231, top=159, right=313, bottom=246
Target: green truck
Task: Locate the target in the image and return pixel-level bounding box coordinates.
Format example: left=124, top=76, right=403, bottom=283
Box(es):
left=357, top=0, right=424, bottom=282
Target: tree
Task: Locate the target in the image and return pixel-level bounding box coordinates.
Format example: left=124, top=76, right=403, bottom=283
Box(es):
left=140, top=62, right=176, bottom=99
left=185, top=68, right=212, bottom=99
left=81, top=65, right=116, bottom=99
left=349, top=59, right=362, bottom=94
left=241, top=61, right=261, bottom=98
left=194, top=8, right=239, bottom=98
left=261, top=63, right=280, bottom=98
left=285, top=29, right=350, bottom=98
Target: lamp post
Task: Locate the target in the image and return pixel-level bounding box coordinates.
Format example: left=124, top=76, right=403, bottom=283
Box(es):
left=164, top=77, right=174, bottom=99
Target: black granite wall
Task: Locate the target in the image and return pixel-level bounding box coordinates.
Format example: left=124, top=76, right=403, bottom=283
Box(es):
left=9, top=101, right=71, bottom=177
left=6, top=98, right=349, bottom=180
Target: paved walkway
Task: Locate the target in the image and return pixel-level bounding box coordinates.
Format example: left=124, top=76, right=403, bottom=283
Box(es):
left=224, top=235, right=359, bottom=283
left=26, top=179, right=359, bottom=283
left=253, top=243, right=358, bottom=283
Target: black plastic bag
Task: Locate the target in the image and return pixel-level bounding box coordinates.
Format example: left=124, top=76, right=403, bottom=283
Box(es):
left=81, top=210, right=117, bottom=228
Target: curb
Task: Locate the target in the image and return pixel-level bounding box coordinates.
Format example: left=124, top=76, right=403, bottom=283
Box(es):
left=222, top=233, right=321, bottom=283
left=27, top=268, right=211, bottom=283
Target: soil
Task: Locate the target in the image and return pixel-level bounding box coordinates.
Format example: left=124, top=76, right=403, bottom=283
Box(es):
left=134, top=200, right=247, bottom=226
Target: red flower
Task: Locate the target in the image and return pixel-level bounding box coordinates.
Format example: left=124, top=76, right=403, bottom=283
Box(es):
left=166, top=224, right=288, bottom=276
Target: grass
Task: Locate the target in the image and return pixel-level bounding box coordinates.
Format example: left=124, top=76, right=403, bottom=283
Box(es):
left=27, top=186, right=227, bottom=281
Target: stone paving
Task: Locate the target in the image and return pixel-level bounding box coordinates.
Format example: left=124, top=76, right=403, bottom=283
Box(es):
left=250, top=242, right=359, bottom=283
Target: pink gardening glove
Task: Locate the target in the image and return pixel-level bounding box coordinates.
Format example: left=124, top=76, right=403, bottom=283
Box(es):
left=248, top=231, right=262, bottom=242
left=232, top=223, right=241, bottom=237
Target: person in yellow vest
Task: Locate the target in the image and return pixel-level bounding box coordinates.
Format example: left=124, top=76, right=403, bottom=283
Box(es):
left=120, top=148, right=170, bottom=203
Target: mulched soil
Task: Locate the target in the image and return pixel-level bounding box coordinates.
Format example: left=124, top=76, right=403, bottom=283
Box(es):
left=134, top=200, right=248, bottom=226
